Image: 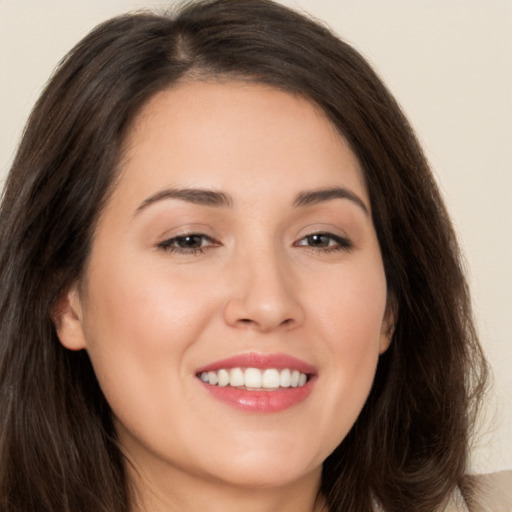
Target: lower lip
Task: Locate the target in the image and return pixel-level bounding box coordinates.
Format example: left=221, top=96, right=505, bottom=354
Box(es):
left=200, top=379, right=315, bottom=413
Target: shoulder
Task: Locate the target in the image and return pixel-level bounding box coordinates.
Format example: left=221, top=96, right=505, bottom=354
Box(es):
left=445, top=470, right=512, bottom=512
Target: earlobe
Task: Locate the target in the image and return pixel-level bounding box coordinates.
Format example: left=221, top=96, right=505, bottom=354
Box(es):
left=379, top=323, right=394, bottom=354
left=379, top=299, right=397, bottom=354
left=52, top=282, right=87, bottom=351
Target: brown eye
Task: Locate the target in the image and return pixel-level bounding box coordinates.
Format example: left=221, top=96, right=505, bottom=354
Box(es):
left=173, top=235, right=207, bottom=249
left=295, top=232, right=352, bottom=252
left=158, top=233, right=219, bottom=254
left=304, top=234, right=332, bottom=247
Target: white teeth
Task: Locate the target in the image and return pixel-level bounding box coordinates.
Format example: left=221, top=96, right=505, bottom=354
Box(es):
left=199, top=367, right=309, bottom=390
left=262, top=369, right=280, bottom=389
left=218, top=369, right=229, bottom=387
left=229, top=367, right=244, bottom=387
left=244, top=368, right=262, bottom=388
left=279, top=368, right=291, bottom=388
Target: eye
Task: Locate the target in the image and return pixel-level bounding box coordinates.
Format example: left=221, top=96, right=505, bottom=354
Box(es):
left=157, top=233, right=219, bottom=255
left=295, top=232, right=352, bottom=252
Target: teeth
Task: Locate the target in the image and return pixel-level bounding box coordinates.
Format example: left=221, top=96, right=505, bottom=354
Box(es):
left=199, top=367, right=309, bottom=389
left=244, top=368, right=262, bottom=388
left=279, top=368, right=291, bottom=388
left=230, top=367, right=244, bottom=387
left=218, top=369, right=229, bottom=387
left=262, top=369, right=280, bottom=389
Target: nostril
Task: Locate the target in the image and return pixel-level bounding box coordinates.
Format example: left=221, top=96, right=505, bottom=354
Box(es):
left=237, top=317, right=294, bottom=328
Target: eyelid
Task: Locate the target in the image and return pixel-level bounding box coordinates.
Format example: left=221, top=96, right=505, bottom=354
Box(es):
left=155, top=222, right=220, bottom=245
left=157, top=232, right=221, bottom=255
left=293, top=231, right=354, bottom=252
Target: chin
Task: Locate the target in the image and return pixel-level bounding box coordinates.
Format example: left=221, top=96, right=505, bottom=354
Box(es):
left=212, top=466, right=319, bottom=490
left=201, top=446, right=323, bottom=490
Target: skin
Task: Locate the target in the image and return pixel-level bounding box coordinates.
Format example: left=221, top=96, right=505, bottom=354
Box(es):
left=56, top=81, right=393, bottom=512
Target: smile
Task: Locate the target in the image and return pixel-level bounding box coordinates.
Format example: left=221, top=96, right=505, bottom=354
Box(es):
left=196, top=353, right=316, bottom=413
left=199, top=367, right=308, bottom=390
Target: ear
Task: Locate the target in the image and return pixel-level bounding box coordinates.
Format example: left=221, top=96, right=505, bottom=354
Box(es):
left=379, top=297, right=397, bottom=354
left=52, top=281, right=87, bottom=351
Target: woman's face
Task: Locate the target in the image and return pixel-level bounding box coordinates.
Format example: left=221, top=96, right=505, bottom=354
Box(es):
left=58, top=81, right=392, bottom=496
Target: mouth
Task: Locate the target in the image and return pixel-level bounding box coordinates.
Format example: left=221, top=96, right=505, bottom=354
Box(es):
left=195, top=353, right=316, bottom=413
left=198, top=367, right=309, bottom=390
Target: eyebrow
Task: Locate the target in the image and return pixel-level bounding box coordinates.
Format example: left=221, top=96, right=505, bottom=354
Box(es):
left=136, top=188, right=233, bottom=212
left=293, top=187, right=369, bottom=215
left=136, top=186, right=368, bottom=215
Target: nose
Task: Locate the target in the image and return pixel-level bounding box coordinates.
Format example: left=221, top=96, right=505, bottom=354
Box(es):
left=223, top=246, right=304, bottom=333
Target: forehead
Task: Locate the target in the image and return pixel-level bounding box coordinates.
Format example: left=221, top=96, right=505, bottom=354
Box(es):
left=115, top=80, right=368, bottom=209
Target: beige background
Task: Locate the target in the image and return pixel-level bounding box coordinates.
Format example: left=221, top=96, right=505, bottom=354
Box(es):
left=1, top=0, right=511, bottom=473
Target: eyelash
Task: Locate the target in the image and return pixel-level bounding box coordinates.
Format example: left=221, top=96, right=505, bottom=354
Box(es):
left=294, top=233, right=353, bottom=253
left=157, top=234, right=217, bottom=255
left=157, top=232, right=352, bottom=255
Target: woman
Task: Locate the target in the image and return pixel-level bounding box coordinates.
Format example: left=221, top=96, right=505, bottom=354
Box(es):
left=0, top=0, right=502, bottom=510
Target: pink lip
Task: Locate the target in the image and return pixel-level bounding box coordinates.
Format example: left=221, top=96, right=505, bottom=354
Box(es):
left=196, top=352, right=317, bottom=413
left=201, top=383, right=315, bottom=413
left=196, top=352, right=317, bottom=375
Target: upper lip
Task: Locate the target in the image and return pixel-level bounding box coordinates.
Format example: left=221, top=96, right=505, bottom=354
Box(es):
left=196, top=352, right=317, bottom=375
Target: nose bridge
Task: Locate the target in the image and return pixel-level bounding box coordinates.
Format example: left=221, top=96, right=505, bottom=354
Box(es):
left=224, top=237, right=303, bottom=332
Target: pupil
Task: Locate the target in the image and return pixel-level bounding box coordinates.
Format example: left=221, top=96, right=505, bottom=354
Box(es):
left=180, top=235, right=202, bottom=248
left=309, top=234, right=328, bottom=246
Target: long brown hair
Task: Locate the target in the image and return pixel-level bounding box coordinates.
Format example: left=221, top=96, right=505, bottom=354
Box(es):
left=0, top=1, right=488, bottom=511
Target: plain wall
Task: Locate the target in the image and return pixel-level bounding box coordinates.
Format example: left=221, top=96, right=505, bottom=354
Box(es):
left=1, top=0, right=511, bottom=474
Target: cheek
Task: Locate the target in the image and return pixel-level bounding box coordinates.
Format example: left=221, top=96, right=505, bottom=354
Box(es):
left=309, top=256, right=387, bottom=351
left=78, top=253, right=221, bottom=410
left=333, top=273, right=386, bottom=376
left=304, top=259, right=387, bottom=447
left=83, top=251, right=218, bottom=346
